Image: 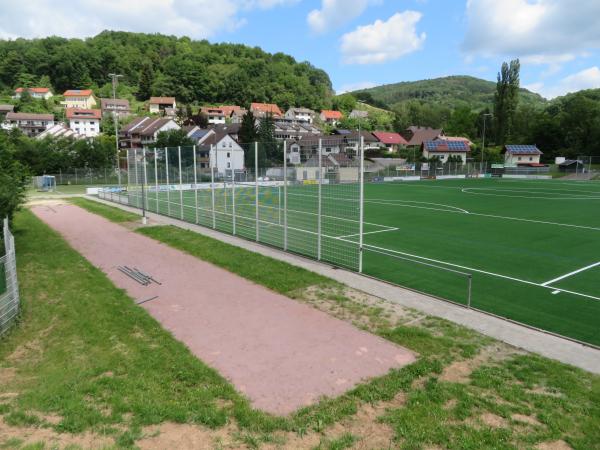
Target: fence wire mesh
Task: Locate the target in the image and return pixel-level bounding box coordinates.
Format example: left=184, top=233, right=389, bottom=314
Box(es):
left=104, top=139, right=363, bottom=271
left=0, top=219, right=20, bottom=337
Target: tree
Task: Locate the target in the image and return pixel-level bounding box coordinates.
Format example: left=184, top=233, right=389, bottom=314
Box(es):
left=151, top=129, right=194, bottom=148
left=137, top=62, right=154, bottom=100
left=239, top=110, right=258, bottom=144
left=493, top=59, right=520, bottom=145
left=0, top=132, right=29, bottom=222
left=257, top=113, right=277, bottom=164
left=446, top=106, right=477, bottom=138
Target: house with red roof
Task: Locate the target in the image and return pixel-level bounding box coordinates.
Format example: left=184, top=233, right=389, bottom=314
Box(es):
left=14, top=87, right=53, bottom=100
left=149, top=97, right=177, bottom=116
left=62, top=90, right=96, bottom=109
left=66, top=108, right=101, bottom=137
left=319, top=110, right=343, bottom=126
left=372, top=131, right=408, bottom=153
left=250, top=102, right=283, bottom=118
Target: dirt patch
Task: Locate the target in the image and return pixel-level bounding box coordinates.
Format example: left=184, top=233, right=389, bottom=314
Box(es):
left=443, top=399, right=457, bottom=410
left=7, top=339, right=44, bottom=364
left=511, top=413, right=541, bottom=426
left=527, top=386, right=564, bottom=398
left=439, top=342, right=519, bottom=383
left=479, top=412, right=508, bottom=428
left=137, top=422, right=239, bottom=450
left=0, top=367, right=16, bottom=385
left=535, top=440, right=573, bottom=450
left=0, top=417, right=113, bottom=449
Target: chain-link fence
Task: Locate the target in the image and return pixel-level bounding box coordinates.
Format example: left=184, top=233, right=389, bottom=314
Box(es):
left=0, top=218, right=20, bottom=337
left=578, top=155, right=600, bottom=177
left=32, top=167, right=127, bottom=186
left=101, top=139, right=363, bottom=271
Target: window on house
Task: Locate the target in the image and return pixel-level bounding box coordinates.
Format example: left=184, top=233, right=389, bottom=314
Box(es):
left=529, top=157, right=533, bottom=161
left=227, top=152, right=231, bottom=158
left=518, top=156, right=522, bottom=161
left=227, top=162, right=231, bottom=169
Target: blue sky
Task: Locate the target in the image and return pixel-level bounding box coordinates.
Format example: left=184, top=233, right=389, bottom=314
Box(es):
left=1, top=0, right=599, bottom=99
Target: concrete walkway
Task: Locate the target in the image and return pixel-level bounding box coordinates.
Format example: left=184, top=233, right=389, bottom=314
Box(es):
left=86, top=195, right=600, bottom=375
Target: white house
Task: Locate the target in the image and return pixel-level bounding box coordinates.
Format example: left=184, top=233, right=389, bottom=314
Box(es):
left=209, top=134, right=245, bottom=176
left=119, top=116, right=180, bottom=149
left=421, top=140, right=470, bottom=163
left=201, top=107, right=227, bottom=124
left=284, top=107, right=316, bottom=124
left=349, top=109, right=368, bottom=119
left=149, top=97, right=177, bottom=115
left=66, top=108, right=101, bottom=137
left=62, top=90, right=96, bottom=109
left=503, top=145, right=543, bottom=166
left=14, top=87, right=53, bottom=100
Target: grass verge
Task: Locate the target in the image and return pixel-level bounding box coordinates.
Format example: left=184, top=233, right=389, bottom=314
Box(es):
left=0, top=203, right=598, bottom=449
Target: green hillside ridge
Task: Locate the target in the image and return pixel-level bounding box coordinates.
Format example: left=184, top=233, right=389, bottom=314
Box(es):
left=0, top=30, right=333, bottom=111
left=350, top=75, right=546, bottom=111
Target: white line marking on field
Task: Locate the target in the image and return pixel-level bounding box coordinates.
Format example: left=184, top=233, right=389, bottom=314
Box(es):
left=331, top=238, right=600, bottom=302
left=541, top=262, right=600, bottom=286
left=552, top=290, right=561, bottom=295
left=337, top=227, right=399, bottom=239
left=462, top=187, right=600, bottom=200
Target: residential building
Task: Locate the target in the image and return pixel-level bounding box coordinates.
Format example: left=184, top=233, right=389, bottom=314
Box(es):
left=0, top=104, right=14, bottom=120
left=319, top=110, right=343, bottom=126
left=66, top=108, right=101, bottom=137
left=229, top=107, right=248, bottom=124
left=434, top=135, right=474, bottom=146
left=372, top=131, right=408, bottom=152
left=404, top=126, right=444, bottom=146
left=284, top=107, right=316, bottom=124
left=2, top=112, right=54, bottom=137
left=286, top=131, right=376, bottom=163
left=503, top=145, right=543, bottom=166
left=212, top=123, right=241, bottom=142
left=14, top=87, right=53, bottom=100
left=200, top=107, right=227, bottom=124
left=100, top=98, right=131, bottom=117
left=250, top=102, right=283, bottom=118
left=149, top=97, right=177, bottom=116
left=37, top=123, right=85, bottom=140
left=62, top=90, right=96, bottom=109
left=273, top=121, right=320, bottom=140
left=119, top=116, right=180, bottom=150
left=421, top=140, right=470, bottom=163
left=349, top=110, right=369, bottom=119
left=187, top=126, right=244, bottom=175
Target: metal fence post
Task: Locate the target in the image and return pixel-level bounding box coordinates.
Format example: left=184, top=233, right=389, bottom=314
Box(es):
left=317, top=138, right=322, bottom=260
left=211, top=145, right=216, bottom=229
left=283, top=140, right=288, bottom=251
left=165, top=147, right=171, bottom=217
left=193, top=145, right=199, bottom=224
left=178, top=146, right=183, bottom=220
left=232, top=162, right=237, bottom=235
left=255, top=142, right=259, bottom=242
left=359, top=136, right=365, bottom=273
left=154, top=148, right=159, bottom=213
left=467, top=275, right=473, bottom=309
left=133, top=148, right=139, bottom=208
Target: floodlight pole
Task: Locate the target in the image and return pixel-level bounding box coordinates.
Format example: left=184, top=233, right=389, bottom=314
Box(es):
left=359, top=136, right=365, bottom=273
left=109, top=73, right=123, bottom=186
left=482, top=113, right=492, bottom=173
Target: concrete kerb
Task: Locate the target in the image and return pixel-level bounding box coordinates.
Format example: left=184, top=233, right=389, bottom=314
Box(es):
left=86, top=195, right=600, bottom=375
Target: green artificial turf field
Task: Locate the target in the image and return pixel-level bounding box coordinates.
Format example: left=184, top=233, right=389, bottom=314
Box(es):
left=105, top=178, right=600, bottom=346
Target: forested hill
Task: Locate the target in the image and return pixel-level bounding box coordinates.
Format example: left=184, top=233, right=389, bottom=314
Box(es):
left=351, top=75, right=546, bottom=111
left=0, top=30, right=333, bottom=110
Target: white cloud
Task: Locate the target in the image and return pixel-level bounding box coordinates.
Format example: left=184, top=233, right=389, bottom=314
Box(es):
left=463, top=0, right=600, bottom=65
left=0, top=0, right=296, bottom=40
left=336, top=81, right=377, bottom=94
left=307, top=0, right=380, bottom=34
left=526, top=66, right=600, bottom=98
left=340, top=11, right=426, bottom=65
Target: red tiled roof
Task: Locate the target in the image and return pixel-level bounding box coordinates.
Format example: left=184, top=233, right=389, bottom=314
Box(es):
left=435, top=135, right=473, bottom=146
left=15, top=87, right=50, bottom=94
left=372, top=131, right=408, bottom=145
left=250, top=102, right=283, bottom=116
left=63, top=89, right=93, bottom=97
left=219, top=105, right=242, bottom=116
left=149, top=96, right=176, bottom=104
left=320, top=110, right=343, bottom=120
left=65, top=108, right=101, bottom=119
